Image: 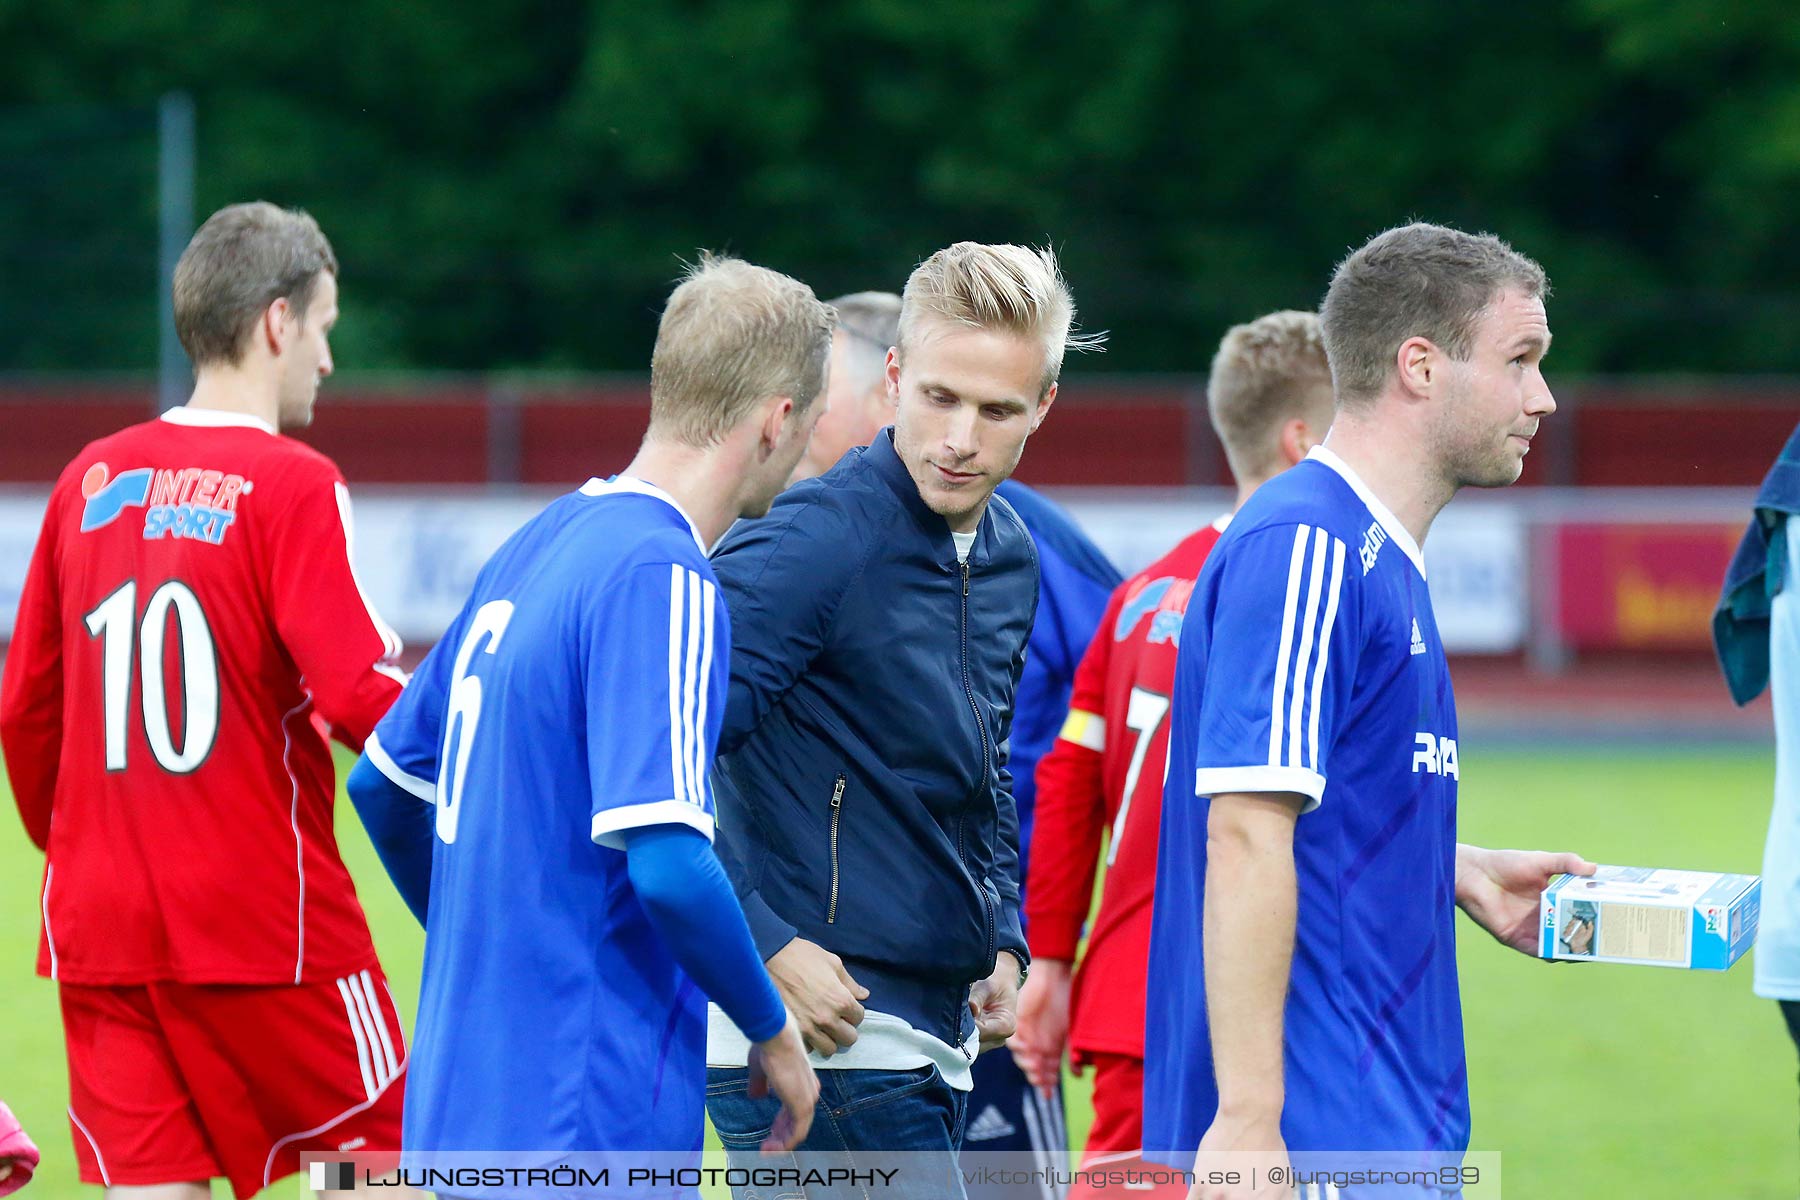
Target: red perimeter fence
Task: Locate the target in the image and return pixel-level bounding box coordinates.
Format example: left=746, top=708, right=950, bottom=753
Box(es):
left=0, top=376, right=1794, bottom=488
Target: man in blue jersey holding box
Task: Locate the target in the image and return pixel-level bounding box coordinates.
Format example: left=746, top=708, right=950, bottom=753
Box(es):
left=1144, top=223, right=1595, bottom=1199
left=345, top=255, right=826, bottom=1189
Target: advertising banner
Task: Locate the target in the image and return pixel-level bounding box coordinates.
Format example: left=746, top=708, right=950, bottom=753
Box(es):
left=0, top=489, right=1533, bottom=653
left=1555, top=522, right=1741, bottom=650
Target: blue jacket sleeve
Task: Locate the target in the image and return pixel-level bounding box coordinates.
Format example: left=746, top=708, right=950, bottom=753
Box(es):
left=711, top=498, right=869, bottom=754
left=709, top=496, right=869, bottom=959
left=624, top=824, right=787, bottom=1043
left=990, top=630, right=1031, bottom=967
left=346, top=752, right=434, bottom=925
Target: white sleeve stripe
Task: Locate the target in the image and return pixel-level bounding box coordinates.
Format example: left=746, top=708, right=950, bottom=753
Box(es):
left=333, top=482, right=404, bottom=663
left=591, top=798, right=718, bottom=850
left=1306, top=538, right=1346, bottom=771
left=364, top=730, right=438, bottom=803
left=1267, top=525, right=1311, bottom=767
left=667, top=563, right=689, bottom=814
left=681, top=569, right=704, bottom=810
left=1286, top=527, right=1329, bottom=769
left=1195, top=765, right=1325, bottom=813
left=692, top=578, right=716, bottom=812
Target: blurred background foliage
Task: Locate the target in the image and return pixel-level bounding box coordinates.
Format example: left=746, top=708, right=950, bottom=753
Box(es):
left=4, top=0, right=1800, bottom=375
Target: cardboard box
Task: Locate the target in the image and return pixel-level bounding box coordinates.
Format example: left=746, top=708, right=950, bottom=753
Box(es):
left=1539, top=865, right=1760, bottom=969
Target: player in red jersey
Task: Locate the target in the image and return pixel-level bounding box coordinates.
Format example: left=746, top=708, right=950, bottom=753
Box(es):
left=1013, top=311, right=1335, bottom=1193
left=1, top=203, right=418, bottom=1200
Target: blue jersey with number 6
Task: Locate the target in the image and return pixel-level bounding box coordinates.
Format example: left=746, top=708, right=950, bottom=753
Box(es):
left=365, top=476, right=727, bottom=1155
left=1144, top=445, right=1467, bottom=1162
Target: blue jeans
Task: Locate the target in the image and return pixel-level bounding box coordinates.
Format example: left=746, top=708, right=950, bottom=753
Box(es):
left=706, top=1064, right=968, bottom=1199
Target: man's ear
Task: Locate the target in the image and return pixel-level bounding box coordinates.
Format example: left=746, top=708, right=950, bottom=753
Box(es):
left=760, top=395, right=795, bottom=456
left=1279, top=417, right=1314, bottom=467
left=262, top=296, right=294, bottom=357
left=1395, top=336, right=1437, bottom=400
left=885, top=347, right=901, bottom=402
left=1028, top=382, right=1058, bottom=434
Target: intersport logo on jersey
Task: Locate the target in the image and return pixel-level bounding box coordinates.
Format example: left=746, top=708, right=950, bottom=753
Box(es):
left=79, top=461, right=251, bottom=544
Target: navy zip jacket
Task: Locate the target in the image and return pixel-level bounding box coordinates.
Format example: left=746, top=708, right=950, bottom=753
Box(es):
left=992, top=480, right=1121, bottom=895
left=1715, top=419, right=1800, bottom=705
left=710, top=427, right=1036, bottom=1048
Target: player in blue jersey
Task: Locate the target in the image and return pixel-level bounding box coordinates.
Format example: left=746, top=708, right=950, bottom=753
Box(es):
left=344, top=256, right=828, bottom=1189
left=1144, top=224, right=1595, bottom=1199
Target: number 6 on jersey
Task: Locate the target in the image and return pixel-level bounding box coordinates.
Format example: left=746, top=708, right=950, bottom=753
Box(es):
left=436, top=599, right=514, bottom=843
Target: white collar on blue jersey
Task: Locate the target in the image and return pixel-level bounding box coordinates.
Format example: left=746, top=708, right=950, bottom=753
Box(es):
left=577, top=475, right=708, bottom=554
left=1304, top=444, right=1427, bottom=578
left=159, top=406, right=276, bottom=436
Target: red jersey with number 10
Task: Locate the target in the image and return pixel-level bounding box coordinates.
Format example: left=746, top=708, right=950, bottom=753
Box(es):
left=0, top=407, right=405, bottom=985
left=1025, top=515, right=1227, bottom=1059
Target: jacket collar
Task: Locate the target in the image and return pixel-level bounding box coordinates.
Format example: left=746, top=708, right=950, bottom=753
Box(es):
left=865, top=427, right=995, bottom=568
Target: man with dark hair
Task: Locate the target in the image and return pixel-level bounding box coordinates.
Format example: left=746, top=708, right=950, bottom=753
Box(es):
left=1, top=202, right=416, bottom=1200
left=1143, top=223, right=1593, bottom=1197
left=1016, top=311, right=1334, bottom=1198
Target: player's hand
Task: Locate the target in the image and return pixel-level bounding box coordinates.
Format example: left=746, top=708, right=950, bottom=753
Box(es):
left=1455, top=843, right=1596, bottom=955
left=969, top=952, right=1024, bottom=1050
left=1012, top=958, right=1073, bottom=1098
left=1191, top=1110, right=1290, bottom=1200
left=747, top=1013, right=820, bottom=1153
left=766, top=937, right=869, bottom=1056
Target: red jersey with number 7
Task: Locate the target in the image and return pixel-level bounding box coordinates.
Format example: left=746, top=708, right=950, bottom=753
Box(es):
left=1025, top=515, right=1228, bottom=1059
left=0, top=407, right=405, bottom=985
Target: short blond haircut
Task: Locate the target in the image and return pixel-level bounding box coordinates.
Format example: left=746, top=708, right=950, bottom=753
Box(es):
left=650, top=254, right=837, bottom=446
left=897, top=242, right=1100, bottom=395
left=1207, top=310, right=1334, bottom=480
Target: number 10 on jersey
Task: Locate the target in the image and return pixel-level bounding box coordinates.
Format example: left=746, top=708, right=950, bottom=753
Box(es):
left=84, top=578, right=220, bottom=774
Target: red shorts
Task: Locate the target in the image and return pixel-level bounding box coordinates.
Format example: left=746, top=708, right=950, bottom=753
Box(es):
left=1073, top=1052, right=1186, bottom=1200
left=60, top=969, right=406, bottom=1199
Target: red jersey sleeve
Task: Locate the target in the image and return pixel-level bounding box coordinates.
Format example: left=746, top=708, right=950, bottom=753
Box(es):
left=1, top=479, right=72, bottom=850
left=263, top=462, right=404, bottom=750
left=1024, top=586, right=1119, bottom=961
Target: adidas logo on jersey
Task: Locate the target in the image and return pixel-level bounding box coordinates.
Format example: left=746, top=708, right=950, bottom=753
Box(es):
left=1410, top=618, right=1427, bottom=656
left=964, top=1104, right=1018, bottom=1142
left=1359, top=519, right=1388, bottom=574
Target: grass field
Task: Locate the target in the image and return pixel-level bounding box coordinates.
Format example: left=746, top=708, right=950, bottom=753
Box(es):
left=0, top=743, right=1790, bottom=1197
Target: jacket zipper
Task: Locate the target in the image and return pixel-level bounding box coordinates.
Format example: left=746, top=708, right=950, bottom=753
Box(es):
left=957, top=558, right=997, bottom=972
left=826, top=772, right=847, bottom=924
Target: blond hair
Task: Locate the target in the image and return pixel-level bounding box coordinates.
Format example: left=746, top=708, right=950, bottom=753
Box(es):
left=896, top=242, right=1100, bottom=395
left=1322, top=222, right=1549, bottom=405
left=1207, top=311, right=1334, bottom=481
left=173, top=202, right=337, bottom=368
left=650, top=254, right=837, bottom=446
